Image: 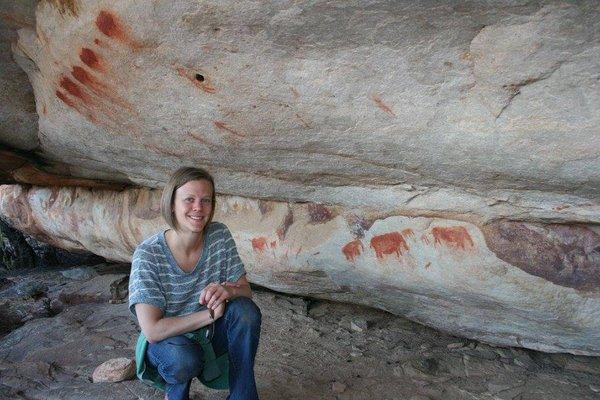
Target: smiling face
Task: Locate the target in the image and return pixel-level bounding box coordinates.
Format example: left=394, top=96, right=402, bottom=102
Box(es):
left=172, top=179, right=214, bottom=234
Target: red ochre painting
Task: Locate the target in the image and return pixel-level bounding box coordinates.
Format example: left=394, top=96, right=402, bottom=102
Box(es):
left=431, top=226, right=474, bottom=251
left=370, top=232, right=409, bottom=260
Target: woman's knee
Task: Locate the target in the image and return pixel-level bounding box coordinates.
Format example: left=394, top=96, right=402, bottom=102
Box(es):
left=149, top=335, right=204, bottom=383
left=226, top=297, right=262, bottom=328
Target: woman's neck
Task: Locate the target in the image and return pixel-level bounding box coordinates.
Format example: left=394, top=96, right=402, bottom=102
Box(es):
left=168, top=229, right=204, bottom=256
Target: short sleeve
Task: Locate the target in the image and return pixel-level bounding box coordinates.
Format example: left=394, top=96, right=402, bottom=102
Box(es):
left=222, top=225, right=246, bottom=283
left=128, top=248, right=166, bottom=317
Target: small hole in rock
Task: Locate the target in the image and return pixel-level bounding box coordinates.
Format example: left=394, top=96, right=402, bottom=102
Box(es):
left=195, top=74, right=205, bottom=82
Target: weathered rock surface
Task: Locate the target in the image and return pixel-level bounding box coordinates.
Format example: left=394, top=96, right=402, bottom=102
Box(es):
left=1, top=266, right=600, bottom=400
left=1, top=0, right=599, bottom=357
left=1, top=184, right=598, bottom=356
left=0, top=0, right=38, bottom=152
left=1, top=0, right=599, bottom=201
left=0, top=216, right=104, bottom=272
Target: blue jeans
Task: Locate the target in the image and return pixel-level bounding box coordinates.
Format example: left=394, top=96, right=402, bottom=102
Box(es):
left=147, top=297, right=262, bottom=400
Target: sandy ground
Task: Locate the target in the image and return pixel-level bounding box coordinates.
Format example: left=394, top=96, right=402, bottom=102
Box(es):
left=0, top=264, right=599, bottom=400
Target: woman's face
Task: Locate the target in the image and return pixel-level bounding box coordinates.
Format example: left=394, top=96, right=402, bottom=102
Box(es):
left=172, top=179, right=213, bottom=234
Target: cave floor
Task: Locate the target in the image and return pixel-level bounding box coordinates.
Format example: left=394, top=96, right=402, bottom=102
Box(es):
left=0, top=265, right=599, bottom=400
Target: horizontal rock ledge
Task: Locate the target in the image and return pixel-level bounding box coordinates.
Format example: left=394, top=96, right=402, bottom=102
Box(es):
left=1, top=184, right=598, bottom=355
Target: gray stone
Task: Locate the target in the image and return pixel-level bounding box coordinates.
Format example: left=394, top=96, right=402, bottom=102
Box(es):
left=350, top=318, right=368, bottom=333
left=61, top=267, right=98, bottom=281
left=14, top=281, right=47, bottom=299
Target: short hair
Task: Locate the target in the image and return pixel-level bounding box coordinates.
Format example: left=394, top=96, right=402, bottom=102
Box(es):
left=161, top=167, right=216, bottom=231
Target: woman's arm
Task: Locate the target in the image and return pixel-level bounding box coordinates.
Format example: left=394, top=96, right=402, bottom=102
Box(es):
left=135, top=302, right=224, bottom=344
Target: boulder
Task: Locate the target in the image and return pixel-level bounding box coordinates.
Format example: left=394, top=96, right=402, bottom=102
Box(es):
left=0, top=1, right=597, bottom=202
left=0, top=184, right=598, bottom=356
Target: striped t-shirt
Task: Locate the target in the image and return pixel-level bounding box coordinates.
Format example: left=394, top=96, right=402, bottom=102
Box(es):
left=128, top=222, right=246, bottom=318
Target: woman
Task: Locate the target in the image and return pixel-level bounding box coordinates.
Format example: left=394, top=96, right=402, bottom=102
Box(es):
left=128, top=167, right=261, bottom=400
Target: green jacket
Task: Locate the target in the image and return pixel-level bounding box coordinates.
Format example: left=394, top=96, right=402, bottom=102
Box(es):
left=135, top=327, right=229, bottom=391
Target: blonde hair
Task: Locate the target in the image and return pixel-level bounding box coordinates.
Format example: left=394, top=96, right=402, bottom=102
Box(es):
left=161, top=167, right=216, bottom=231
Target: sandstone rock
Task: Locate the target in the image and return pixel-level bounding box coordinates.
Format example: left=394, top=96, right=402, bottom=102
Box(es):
left=91, top=357, right=135, bottom=383
left=59, top=274, right=126, bottom=305
left=1, top=185, right=599, bottom=356
left=0, top=0, right=38, bottom=153
left=2, top=0, right=598, bottom=204
left=1, top=0, right=600, bottom=357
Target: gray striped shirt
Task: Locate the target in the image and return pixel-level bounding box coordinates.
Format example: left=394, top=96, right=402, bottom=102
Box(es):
left=128, top=222, right=246, bottom=317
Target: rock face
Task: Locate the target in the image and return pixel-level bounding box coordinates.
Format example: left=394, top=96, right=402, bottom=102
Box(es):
left=0, top=1, right=599, bottom=355
left=1, top=0, right=599, bottom=199
left=1, top=185, right=598, bottom=356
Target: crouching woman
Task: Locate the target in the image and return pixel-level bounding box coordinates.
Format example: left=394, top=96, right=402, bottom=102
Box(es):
left=128, top=167, right=261, bottom=400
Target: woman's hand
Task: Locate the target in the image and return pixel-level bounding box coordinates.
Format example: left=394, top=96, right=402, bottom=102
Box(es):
left=213, top=301, right=226, bottom=319
left=199, top=282, right=235, bottom=310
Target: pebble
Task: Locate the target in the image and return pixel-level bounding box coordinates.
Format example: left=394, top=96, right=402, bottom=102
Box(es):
left=331, top=381, right=346, bottom=393
left=92, top=358, right=136, bottom=383
left=350, top=318, right=368, bottom=332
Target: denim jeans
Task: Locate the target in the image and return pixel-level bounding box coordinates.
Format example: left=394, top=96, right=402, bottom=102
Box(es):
left=147, top=297, right=262, bottom=400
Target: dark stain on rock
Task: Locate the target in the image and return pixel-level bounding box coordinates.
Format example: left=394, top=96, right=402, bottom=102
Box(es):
left=432, top=226, right=474, bottom=251
left=370, top=232, right=409, bottom=260
left=307, top=203, right=335, bottom=224
left=346, top=215, right=376, bottom=239
left=177, top=66, right=216, bottom=94
left=41, top=0, right=78, bottom=16
left=276, top=207, right=294, bottom=240
left=48, top=187, right=60, bottom=208
left=130, top=189, right=161, bottom=220
left=258, top=200, right=273, bottom=216
left=481, top=221, right=600, bottom=292
left=79, top=48, right=102, bottom=71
